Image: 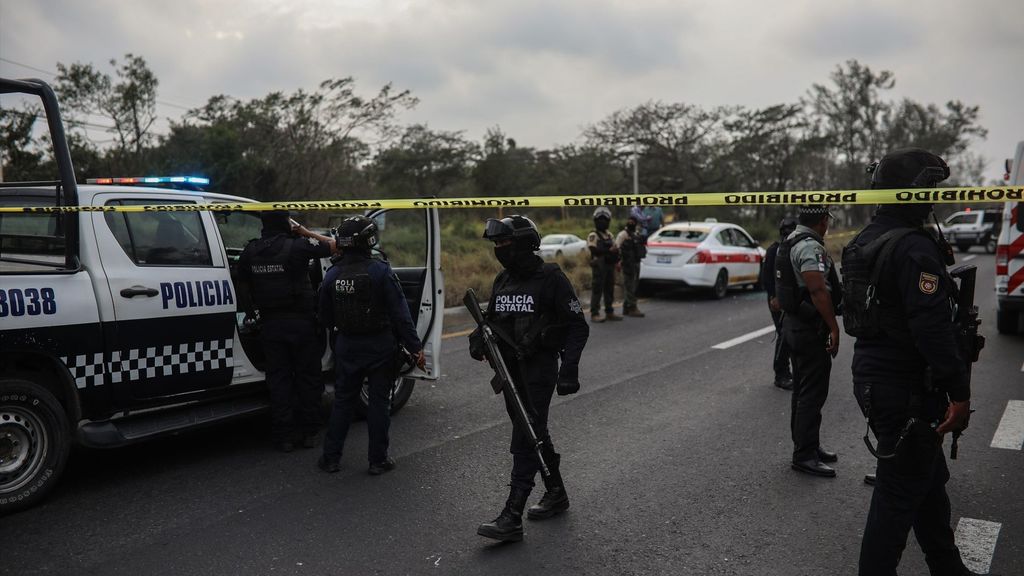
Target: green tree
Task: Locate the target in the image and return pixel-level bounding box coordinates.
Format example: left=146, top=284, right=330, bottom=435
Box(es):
left=372, top=124, right=478, bottom=197
left=54, top=53, right=159, bottom=173
left=158, top=78, right=418, bottom=201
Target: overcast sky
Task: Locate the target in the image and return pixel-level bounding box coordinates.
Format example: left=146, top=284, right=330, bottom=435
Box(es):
left=2, top=0, right=1022, bottom=179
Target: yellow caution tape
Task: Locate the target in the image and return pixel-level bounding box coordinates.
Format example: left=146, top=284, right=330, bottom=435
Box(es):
left=1, top=186, right=1021, bottom=213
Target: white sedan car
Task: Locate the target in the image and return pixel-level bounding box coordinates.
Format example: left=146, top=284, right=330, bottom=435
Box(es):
left=639, top=221, right=765, bottom=299
left=537, top=233, right=588, bottom=259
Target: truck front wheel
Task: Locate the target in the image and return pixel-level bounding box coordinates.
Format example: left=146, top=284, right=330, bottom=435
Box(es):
left=0, top=379, right=70, bottom=515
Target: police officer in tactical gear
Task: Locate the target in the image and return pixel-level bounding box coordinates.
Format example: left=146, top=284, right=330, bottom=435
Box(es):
left=615, top=215, right=647, bottom=317
left=471, top=215, right=589, bottom=542
left=776, top=204, right=841, bottom=477
left=761, top=216, right=798, bottom=390
left=851, top=148, right=979, bottom=576
left=587, top=206, right=622, bottom=323
left=237, top=210, right=336, bottom=452
left=317, top=215, right=425, bottom=475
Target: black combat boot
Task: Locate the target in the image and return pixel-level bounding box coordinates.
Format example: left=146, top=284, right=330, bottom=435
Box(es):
left=527, top=466, right=569, bottom=520
left=477, top=486, right=530, bottom=542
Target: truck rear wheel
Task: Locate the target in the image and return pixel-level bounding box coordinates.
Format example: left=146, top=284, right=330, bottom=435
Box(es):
left=996, top=309, right=1019, bottom=335
left=0, top=379, right=70, bottom=516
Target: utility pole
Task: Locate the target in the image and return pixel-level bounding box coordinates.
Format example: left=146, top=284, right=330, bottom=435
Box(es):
left=632, top=152, right=639, bottom=195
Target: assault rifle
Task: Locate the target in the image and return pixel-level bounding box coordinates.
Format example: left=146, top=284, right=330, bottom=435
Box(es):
left=463, top=289, right=550, bottom=477
left=948, top=264, right=985, bottom=459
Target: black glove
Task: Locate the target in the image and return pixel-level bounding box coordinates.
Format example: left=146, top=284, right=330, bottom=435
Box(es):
left=556, top=364, right=580, bottom=396
left=468, top=327, right=486, bottom=361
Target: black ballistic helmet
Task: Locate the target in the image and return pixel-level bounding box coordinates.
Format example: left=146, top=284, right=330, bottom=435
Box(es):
left=869, top=147, right=950, bottom=189
left=778, top=216, right=798, bottom=235
left=592, top=206, right=612, bottom=222
left=482, top=215, right=541, bottom=251
left=260, top=210, right=291, bottom=234
left=334, top=215, right=378, bottom=249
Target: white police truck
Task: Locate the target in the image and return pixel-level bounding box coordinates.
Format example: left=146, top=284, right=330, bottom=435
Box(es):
left=0, top=78, right=444, bottom=514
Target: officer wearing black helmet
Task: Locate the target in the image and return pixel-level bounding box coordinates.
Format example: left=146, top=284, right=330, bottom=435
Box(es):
left=471, top=215, right=589, bottom=542
left=587, top=206, right=621, bottom=323
left=775, top=204, right=842, bottom=478
left=316, top=215, right=425, bottom=475
left=850, top=148, right=979, bottom=576
left=237, top=210, right=336, bottom=452
left=761, top=216, right=798, bottom=390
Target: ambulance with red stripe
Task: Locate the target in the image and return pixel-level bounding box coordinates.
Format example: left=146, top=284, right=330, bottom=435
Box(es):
left=995, top=141, right=1024, bottom=334
left=639, top=220, right=765, bottom=299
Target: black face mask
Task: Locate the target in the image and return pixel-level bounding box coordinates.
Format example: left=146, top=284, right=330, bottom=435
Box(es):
left=595, top=218, right=610, bottom=232
left=494, top=244, right=515, bottom=269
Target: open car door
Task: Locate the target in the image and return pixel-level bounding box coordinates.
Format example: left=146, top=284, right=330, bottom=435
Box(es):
left=364, top=207, right=444, bottom=385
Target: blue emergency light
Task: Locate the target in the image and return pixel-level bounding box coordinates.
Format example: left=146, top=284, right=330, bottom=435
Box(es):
left=86, top=176, right=210, bottom=186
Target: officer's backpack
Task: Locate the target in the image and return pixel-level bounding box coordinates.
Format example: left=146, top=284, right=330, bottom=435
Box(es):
left=840, top=228, right=918, bottom=338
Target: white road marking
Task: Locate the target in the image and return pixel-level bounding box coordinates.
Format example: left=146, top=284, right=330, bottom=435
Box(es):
left=712, top=325, right=776, bottom=350
left=962, top=255, right=978, bottom=262
left=990, top=400, right=1024, bottom=450
left=954, top=518, right=1001, bottom=574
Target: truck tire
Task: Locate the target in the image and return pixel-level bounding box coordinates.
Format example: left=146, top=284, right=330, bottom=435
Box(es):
left=985, top=236, right=997, bottom=254
left=996, top=309, right=1018, bottom=335
left=356, top=377, right=415, bottom=418
left=0, top=379, right=70, bottom=515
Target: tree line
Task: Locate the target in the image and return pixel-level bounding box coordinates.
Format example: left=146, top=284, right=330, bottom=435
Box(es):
left=0, top=56, right=988, bottom=224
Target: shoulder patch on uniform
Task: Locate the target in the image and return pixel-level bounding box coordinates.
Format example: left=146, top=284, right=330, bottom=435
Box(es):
left=919, top=272, right=939, bottom=295
left=307, top=238, right=320, bottom=246
left=568, top=298, right=583, bottom=314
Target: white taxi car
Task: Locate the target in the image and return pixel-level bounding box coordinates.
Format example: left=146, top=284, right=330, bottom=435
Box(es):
left=537, top=233, right=588, bottom=259
left=639, top=220, right=765, bottom=298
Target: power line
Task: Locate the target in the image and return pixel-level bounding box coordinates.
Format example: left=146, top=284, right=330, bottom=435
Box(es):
left=0, top=57, right=196, bottom=111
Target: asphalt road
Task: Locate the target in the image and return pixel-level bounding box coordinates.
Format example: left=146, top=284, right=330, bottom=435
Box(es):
left=3, top=251, right=1021, bottom=576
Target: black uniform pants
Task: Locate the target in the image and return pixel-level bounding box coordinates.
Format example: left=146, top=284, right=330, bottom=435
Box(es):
left=323, top=354, right=397, bottom=465
left=783, top=315, right=831, bottom=462
left=855, top=383, right=968, bottom=576
left=260, top=315, right=325, bottom=442
left=771, top=309, right=792, bottom=380
left=590, top=261, right=615, bottom=315
left=505, top=353, right=560, bottom=491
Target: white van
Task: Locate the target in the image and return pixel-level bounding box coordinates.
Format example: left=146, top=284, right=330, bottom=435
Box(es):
left=940, top=208, right=1002, bottom=253
left=995, top=141, right=1024, bottom=334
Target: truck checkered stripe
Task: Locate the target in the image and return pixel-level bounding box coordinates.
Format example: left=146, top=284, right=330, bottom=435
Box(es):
left=61, top=339, right=234, bottom=389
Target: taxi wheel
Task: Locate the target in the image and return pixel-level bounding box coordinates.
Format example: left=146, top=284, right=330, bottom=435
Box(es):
left=0, top=379, right=70, bottom=516
left=711, top=269, right=729, bottom=300
left=355, top=377, right=416, bottom=418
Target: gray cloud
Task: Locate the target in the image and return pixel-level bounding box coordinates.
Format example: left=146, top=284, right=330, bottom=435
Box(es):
left=1, top=0, right=1021, bottom=173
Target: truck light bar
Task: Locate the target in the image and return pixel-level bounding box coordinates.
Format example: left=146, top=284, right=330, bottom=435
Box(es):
left=86, top=176, right=210, bottom=186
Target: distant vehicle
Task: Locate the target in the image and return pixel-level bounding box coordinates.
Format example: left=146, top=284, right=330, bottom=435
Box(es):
left=995, top=140, right=1024, bottom=334
left=639, top=220, right=765, bottom=299
left=537, top=233, right=587, bottom=259
left=939, top=208, right=1002, bottom=253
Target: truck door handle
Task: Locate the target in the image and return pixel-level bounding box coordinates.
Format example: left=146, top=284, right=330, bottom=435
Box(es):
left=120, top=286, right=159, bottom=298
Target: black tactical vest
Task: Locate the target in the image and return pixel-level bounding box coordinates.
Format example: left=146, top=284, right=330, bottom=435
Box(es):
left=246, top=236, right=314, bottom=313
left=620, top=230, right=646, bottom=264
left=593, top=231, right=620, bottom=265
left=333, top=258, right=391, bottom=336
left=774, top=232, right=815, bottom=315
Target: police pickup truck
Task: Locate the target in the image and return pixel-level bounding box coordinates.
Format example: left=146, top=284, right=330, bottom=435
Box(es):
left=0, top=78, right=444, bottom=514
